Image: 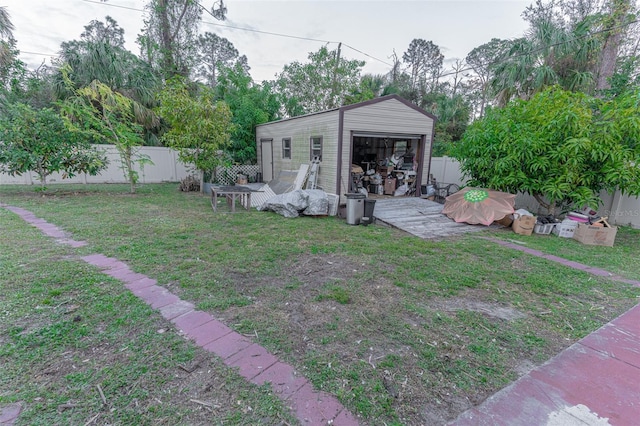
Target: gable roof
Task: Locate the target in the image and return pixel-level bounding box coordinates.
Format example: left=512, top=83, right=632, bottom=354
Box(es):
left=256, top=94, right=436, bottom=128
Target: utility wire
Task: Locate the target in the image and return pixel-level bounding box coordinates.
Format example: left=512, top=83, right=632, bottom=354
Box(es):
left=20, top=0, right=640, bottom=79
left=81, top=0, right=143, bottom=12
left=192, top=0, right=337, bottom=44
left=20, top=51, right=56, bottom=57
left=342, top=43, right=393, bottom=67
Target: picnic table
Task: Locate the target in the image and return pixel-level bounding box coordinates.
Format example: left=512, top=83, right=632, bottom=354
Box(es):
left=210, top=185, right=252, bottom=213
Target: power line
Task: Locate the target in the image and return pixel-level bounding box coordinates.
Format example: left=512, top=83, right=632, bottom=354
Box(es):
left=21, top=0, right=640, bottom=81
left=81, top=0, right=143, bottom=12
left=192, top=0, right=337, bottom=44
left=342, top=43, right=392, bottom=67
left=82, top=0, right=390, bottom=65
left=21, top=51, right=57, bottom=57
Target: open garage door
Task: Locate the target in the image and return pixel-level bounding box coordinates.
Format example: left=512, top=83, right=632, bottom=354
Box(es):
left=350, top=132, right=423, bottom=196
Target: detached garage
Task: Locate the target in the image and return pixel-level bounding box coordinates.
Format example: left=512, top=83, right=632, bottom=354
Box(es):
left=256, top=94, right=436, bottom=199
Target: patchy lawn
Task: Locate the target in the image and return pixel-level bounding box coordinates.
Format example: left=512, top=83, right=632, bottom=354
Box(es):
left=0, top=208, right=298, bottom=425
left=489, top=226, right=640, bottom=282
left=2, top=183, right=639, bottom=425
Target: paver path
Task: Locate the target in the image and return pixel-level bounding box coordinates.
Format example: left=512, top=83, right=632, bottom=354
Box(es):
left=487, top=237, right=640, bottom=287
left=2, top=205, right=358, bottom=426
left=451, top=302, right=640, bottom=425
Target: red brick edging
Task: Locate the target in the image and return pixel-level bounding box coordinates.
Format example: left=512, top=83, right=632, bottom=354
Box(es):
left=2, top=205, right=359, bottom=425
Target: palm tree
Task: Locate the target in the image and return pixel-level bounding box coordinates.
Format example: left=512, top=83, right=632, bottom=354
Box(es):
left=0, top=6, right=15, bottom=69
left=491, top=16, right=600, bottom=105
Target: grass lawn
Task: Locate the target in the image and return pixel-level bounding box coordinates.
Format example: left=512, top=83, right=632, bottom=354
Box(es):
left=488, top=226, right=640, bottom=282
left=2, top=183, right=639, bottom=425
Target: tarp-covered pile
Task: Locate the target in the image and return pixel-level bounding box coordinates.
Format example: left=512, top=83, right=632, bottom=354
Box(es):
left=257, top=189, right=328, bottom=218
left=442, top=187, right=515, bottom=226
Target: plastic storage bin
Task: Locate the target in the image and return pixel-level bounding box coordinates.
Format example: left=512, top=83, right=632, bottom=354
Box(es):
left=534, top=222, right=557, bottom=235
left=553, top=219, right=578, bottom=238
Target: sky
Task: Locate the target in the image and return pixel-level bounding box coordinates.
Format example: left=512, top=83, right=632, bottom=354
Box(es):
left=4, top=0, right=532, bottom=83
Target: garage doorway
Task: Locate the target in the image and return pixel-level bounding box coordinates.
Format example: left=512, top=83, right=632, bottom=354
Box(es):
left=350, top=132, right=423, bottom=196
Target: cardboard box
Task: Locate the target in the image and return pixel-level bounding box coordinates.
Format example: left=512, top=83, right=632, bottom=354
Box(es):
left=573, top=223, right=618, bottom=247
left=384, top=177, right=397, bottom=195
left=512, top=215, right=537, bottom=236
left=494, top=214, right=514, bottom=227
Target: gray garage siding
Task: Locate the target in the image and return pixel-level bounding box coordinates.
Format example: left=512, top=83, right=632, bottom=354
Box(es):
left=341, top=97, right=434, bottom=194
left=256, top=110, right=340, bottom=192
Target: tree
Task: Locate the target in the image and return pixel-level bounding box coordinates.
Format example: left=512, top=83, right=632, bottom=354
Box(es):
left=344, top=74, right=390, bottom=105
left=465, top=38, right=512, bottom=117
left=195, top=32, right=247, bottom=88
left=423, top=91, right=472, bottom=157
left=275, top=45, right=364, bottom=116
left=215, top=64, right=279, bottom=164
left=0, top=6, right=15, bottom=71
left=491, top=15, right=599, bottom=104
left=56, top=18, right=159, bottom=108
left=402, top=39, right=444, bottom=95
left=157, top=76, right=233, bottom=191
left=453, top=86, right=640, bottom=214
left=138, top=0, right=227, bottom=80
left=54, top=17, right=161, bottom=148
left=81, top=15, right=125, bottom=47
left=60, top=74, right=157, bottom=194
left=595, top=0, right=635, bottom=91
left=489, top=0, right=638, bottom=103
left=0, top=103, right=108, bottom=189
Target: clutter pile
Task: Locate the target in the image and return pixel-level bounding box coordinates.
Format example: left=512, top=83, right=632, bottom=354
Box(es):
left=350, top=152, right=418, bottom=197
left=257, top=189, right=329, bottom=218
left=246, top=158, right=337, bottom=218
left=501, top=205, right=618, bottom=246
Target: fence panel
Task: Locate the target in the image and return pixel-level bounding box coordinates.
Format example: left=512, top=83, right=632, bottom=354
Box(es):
left=0, top=145, right=192, bottom=185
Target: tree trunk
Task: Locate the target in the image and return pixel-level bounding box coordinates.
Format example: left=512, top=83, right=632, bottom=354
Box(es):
left=533, top=193, right=556, bottom=216
left=158, top=0, right=175, bottom=78
left=595, top=0, right=632, bottom=92
left=199, top=169, right=205, bottom=194
left=126, top=146, right=135, bottom=194
left=37, top=161, right=46, bottom=190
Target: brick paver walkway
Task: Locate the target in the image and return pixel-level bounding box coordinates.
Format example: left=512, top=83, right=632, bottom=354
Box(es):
left=449, top=237, right=640, bottom=425
left=2, top=205, right=358, bottom=425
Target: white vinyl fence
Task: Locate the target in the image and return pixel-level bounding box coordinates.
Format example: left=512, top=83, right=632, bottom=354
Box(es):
left=0, top=145, right=263, bottom=187
left=0, top=145, right=192, bottom=185
left=430, top=156, right=640, bottom=229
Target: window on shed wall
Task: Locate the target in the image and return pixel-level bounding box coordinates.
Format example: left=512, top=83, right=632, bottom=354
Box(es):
left=310, top=136, right=322, bottom=161
left=282, top=138, right=291, bottom=159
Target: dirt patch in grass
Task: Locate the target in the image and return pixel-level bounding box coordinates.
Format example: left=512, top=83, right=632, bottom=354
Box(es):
left=210, top=252, right=609, bottom=425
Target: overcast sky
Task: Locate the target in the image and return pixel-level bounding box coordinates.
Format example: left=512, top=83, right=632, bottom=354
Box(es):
left=5, top=0, right=531, bottom=82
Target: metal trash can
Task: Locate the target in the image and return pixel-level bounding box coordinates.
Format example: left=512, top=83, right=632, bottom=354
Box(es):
left=364, top=199, right=376, bottom=220
left=345, top=193, right=366, bottom=225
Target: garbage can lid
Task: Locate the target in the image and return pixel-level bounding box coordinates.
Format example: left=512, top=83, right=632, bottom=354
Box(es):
left=345, top=193, right=366, bottom=199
